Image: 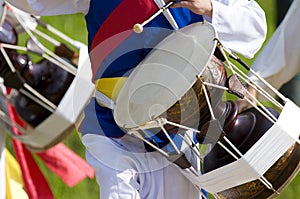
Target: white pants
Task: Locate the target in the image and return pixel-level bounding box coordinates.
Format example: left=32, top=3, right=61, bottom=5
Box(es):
left=82, top=133, right=202, bottom=199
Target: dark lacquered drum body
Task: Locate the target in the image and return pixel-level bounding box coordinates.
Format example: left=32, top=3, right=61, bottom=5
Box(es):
left=165, top=56, right=300, bottom=198
left=164, top=55, right=227, bottom=135
left=218, top=143, right=300, bottom=199
left=0, top=7, right=94, bottom=151
left=114, top=22, right=300, bottom=198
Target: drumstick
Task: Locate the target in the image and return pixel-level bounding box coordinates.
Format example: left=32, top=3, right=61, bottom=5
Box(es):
left=133, top=0, right=177, bottom=33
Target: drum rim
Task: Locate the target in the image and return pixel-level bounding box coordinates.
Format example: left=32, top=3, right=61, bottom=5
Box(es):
left=114, top=22, right=218, bottom=129
left=217, top=143, right=300, bottom=198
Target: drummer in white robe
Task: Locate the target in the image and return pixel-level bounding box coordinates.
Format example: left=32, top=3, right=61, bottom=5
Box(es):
left=5, top=0, right=267, bottom=198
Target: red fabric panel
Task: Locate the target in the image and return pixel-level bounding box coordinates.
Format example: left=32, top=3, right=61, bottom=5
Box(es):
left=89, top=0, right=158, bottom=80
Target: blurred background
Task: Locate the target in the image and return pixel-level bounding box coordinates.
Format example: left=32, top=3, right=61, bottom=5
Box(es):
left=5, top=0, right=299, bottom=198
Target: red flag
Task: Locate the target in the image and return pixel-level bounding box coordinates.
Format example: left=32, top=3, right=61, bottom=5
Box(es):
left=7, top=103, right=54, bottom=199
left=38, top=143, right=94, bottom=187
left=6, top=87, right=94, bottom=197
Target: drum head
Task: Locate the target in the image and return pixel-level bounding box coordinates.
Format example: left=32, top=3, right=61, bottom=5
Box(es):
left=114, top=22, right=217, bottom=129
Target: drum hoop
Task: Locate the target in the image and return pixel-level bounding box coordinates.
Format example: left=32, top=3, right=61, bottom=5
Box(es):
left=114, top=22, right=218, bottom=129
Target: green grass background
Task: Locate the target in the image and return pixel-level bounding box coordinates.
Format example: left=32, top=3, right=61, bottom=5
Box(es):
left=7, top=1, right=299, bottom=198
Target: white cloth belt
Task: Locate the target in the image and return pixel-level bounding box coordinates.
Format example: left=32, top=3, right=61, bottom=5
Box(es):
left=94, top=90, right=116, bottom=110
left=154, top=0, right=179, bottom=30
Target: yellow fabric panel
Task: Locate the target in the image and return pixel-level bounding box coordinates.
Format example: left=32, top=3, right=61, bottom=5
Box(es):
left=5, top=149, right=28, bottom=199
left=5, top=149, right=23, bottom=185
left=5, top=173, right=12, bottom=199
left=95, top=77, right=128, bottom=101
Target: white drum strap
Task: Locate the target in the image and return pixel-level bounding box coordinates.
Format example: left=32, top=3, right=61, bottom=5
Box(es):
left=94, top=90, right=116, bottom=110
left=154, top=0, right=179, bottom=30
left=178, top=99, right=300, bottom=194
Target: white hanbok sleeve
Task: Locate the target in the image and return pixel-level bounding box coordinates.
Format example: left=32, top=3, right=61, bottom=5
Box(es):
left=6, top=0, right=90, bottom=16
left=204, top=0, right=267, bottom=58
left=249, top=0, right=300, bottom=90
